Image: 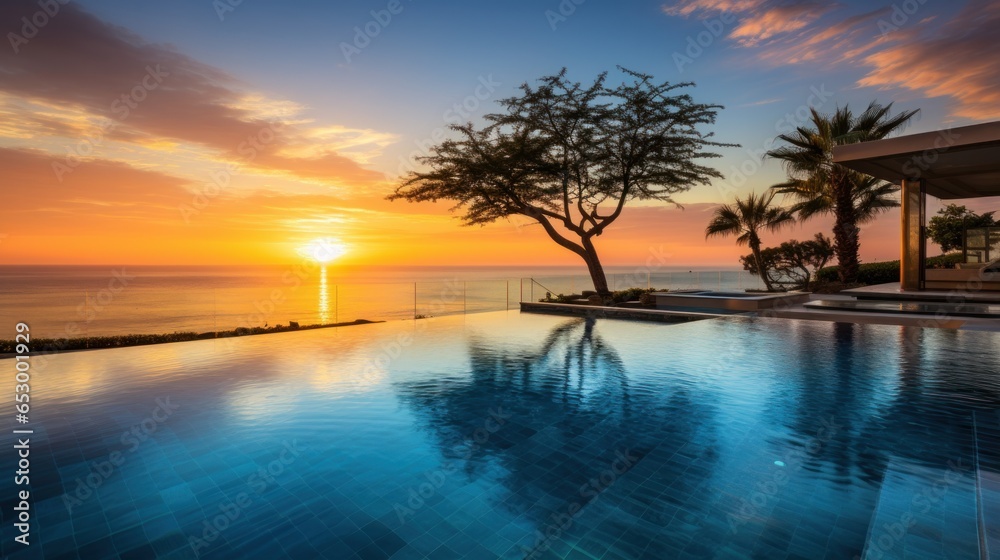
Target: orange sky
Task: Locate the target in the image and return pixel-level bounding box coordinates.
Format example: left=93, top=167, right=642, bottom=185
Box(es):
left=0, top=141, right=906, bottom=266
left=1, top=0, right=998, bottom=268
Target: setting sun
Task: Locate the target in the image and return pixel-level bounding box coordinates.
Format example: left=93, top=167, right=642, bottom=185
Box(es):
left=298, top=238, right=348, bottom=263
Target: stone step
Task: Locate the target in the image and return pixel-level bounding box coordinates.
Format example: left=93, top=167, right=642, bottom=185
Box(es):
left=974, top=410, right=1000, bottom=559
left=860, top=453, right=980, bottom=559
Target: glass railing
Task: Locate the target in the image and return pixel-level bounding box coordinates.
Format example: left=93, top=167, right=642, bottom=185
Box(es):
left=3, top=271, right=762, bottom=340
left=518, top=271, right=765, bottom=302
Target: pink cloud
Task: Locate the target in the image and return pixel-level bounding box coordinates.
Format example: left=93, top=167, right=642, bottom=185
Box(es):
left=664, top=0, right=1000, bottom=121
left=664, top=0, right=767, bottom=17
left=858, top=0, right=1000, bottom=120
left=0, top=0, right=386, bottom=187
left=730, top=2, right=832, bottom=46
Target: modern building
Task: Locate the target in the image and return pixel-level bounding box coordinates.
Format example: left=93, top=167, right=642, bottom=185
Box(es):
left=833, top=121, right=1000, bottom=291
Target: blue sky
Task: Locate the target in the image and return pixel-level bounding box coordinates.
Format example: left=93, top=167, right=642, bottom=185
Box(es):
left=73, top=0, right=971, bottom=196
left=1, top=0, right=997, bottom=264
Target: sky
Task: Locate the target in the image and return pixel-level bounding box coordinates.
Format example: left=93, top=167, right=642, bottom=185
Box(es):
left=1, top=0, right=998, bottom=267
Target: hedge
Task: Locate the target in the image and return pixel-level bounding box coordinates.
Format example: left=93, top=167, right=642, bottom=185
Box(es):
left=816, top=253, right=964, bottom=285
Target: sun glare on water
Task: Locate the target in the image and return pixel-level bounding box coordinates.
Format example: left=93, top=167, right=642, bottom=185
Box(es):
left=299, top=238, right=348, bottom=263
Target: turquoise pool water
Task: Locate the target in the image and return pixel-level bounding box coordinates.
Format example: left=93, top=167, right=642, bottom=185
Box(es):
left=2, top=311, right=998, bottom=559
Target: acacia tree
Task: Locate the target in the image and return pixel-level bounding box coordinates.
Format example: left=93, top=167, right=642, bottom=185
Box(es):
left=389, top=68, right=733, bottom=296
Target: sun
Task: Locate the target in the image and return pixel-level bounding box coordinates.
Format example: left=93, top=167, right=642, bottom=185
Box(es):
left=298, top=237, right=348, bottom=263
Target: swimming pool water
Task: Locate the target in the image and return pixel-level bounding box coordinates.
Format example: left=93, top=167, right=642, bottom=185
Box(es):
left=2, top=311, right=998, bottom=559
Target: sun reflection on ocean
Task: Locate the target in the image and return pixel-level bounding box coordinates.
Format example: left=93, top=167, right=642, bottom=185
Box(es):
left=319, top=266, right=330, bottom=325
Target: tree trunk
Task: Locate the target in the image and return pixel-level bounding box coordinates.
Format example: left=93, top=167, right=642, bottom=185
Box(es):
left=581, top=237, right=611, bottom=297
left=750, top=236, right=775, bottom=292
left=833, top=179, right=860, bottom=284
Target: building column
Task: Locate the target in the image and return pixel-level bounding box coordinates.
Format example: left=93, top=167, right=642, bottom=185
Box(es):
left=900, top=178, right=925, bottom=290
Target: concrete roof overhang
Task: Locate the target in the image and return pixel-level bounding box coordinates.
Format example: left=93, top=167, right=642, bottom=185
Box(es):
left=832, top=121, right=1000, bottom=199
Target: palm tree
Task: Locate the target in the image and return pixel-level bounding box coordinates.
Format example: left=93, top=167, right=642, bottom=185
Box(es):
left=706, top=191, right=795, bottom=292
left=766, top=102, right=918, bottom=283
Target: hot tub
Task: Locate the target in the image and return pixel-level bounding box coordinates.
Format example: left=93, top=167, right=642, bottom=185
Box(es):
left=651, top=290, right=810, bottom=312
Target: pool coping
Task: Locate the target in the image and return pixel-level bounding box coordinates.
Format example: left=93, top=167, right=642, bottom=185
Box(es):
left=519, top=301, right=730, bottom=322
left=651, top=290, right=812, bottom=311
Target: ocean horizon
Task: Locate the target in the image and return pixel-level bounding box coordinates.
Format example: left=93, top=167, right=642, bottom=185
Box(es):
left=0, top=264, right=762, bottom=339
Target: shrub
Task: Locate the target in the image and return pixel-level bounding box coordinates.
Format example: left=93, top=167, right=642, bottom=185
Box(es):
left=541, top=293, right=578, bottom=303
left=610, top=287, right=657, bottom=304
left=741, top=233, right=834, bottom=291
left=816, top=253, right=964, bottom=285
left=540, top=287, right=659, bottom=305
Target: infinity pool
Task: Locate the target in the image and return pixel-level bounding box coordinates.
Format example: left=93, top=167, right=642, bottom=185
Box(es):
left=2, top=311, right=998, bottom=559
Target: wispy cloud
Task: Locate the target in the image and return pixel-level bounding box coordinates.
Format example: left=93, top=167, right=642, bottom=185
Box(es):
left=858, top=0, right=1000, bottom=120
left=739, top=97, right=784, bottom=107
left=664, top=0, right=766, bottom=17
left=0, top=0, right=393, bottom=187
left=729, top=1, right=833, bottom=46
left=663, top=0, right=1000, bottom=120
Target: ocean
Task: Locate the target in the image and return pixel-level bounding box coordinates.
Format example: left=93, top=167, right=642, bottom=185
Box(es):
left=0, top=265, right=762, bottom=339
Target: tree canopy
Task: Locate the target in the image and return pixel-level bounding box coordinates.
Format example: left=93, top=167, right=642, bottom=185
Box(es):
left=389, top=67, right=734, bottom=295
left=706, top=191, right=795, bottom=292
left=766, top=102, right=918, bottom=283
left=740, top=233, right=835, bottom=291
left=927, top=204, right=997, bottom=253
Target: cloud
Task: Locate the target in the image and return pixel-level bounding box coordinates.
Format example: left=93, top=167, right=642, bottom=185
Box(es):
left=0, top=0, right=391, bottom=187
left=0, top=146, right=389, bottom=263
left=729, top=2, right=832, bottom=46
left=663, top=0, right=1000, bottom=120
left=756, top=7, right=891, bottom=64
left=664, top=0, right=766, bottom=17
left=858, top=0, right=1000, bottom=120
left=739, top=97, right=784, bottom=107
left=0, top=146, right=202, bottom=263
